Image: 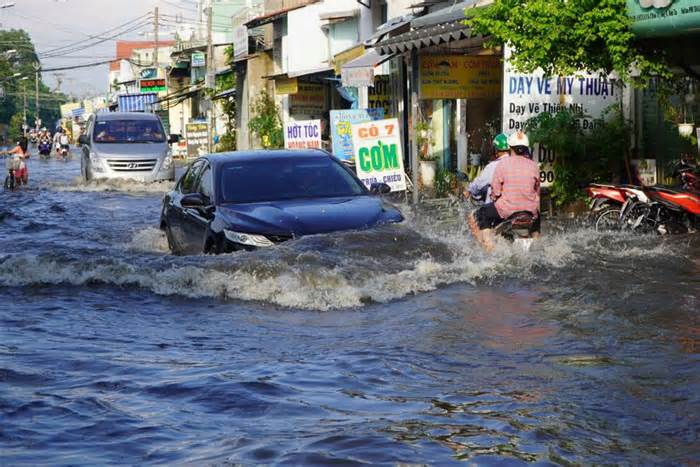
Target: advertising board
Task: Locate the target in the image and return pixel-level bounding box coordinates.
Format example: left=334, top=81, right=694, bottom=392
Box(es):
left=330, top=108, right=384, bottom=161
left=186, top=122, right=209, bottom=159
left=351, top=118, right=406, bottom=192
left=284, top=119, right=322, bottom=149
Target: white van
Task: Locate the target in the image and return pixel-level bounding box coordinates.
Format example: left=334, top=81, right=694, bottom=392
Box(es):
left=79, top=112, right=177, bottom=182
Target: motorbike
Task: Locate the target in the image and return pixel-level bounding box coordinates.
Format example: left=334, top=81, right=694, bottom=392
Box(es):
left=38, top=140, right=52, bottom=159
left=589, top=185, right=650, bottom=231
left=619, top=186, right=700, bottom=234
left=58, top=144, right=70, bottom=160
left=673, top=160, right=700, bottom=194
left=493, top=211, right=539, bottom=250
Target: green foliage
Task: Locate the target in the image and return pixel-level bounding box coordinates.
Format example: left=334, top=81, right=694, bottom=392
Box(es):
left=466, top=0, right=671, bottom=84
left=433, top=166, right=455, bottom=198
left=415, top=121, right=435, bottom=161
left=248, top=90, right=283, bottom=149
left=524, top=105, right=631, bottom=206
left=7, top=113, right=24, bottom=144
left=207, top=68, right=236, bottom=152
left=0, top=29, right=65, bottom=130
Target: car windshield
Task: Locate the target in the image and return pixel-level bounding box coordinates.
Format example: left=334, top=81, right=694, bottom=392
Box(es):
left=93, top=119, right=165, bottom=143
left=219, top=157, right=366, bottom=203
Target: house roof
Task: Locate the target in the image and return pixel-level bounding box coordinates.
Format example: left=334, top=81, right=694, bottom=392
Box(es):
left=110, top=40, right=176, bottom=71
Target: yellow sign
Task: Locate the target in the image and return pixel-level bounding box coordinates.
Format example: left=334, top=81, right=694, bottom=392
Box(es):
left=419, top=55, right=502, bottom=100
left=290, top=83, right=326, bottom=116
left=333, top=45, right=366, bottom=75
left=368, top=75, right=393, bottom=118
left=275, top=77, right=298, bottom=95
left=60, top=102, right=82, bottom=118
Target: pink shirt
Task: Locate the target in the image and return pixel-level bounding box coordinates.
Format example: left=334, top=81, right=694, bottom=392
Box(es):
left=490, top=155, right=540, bottom=219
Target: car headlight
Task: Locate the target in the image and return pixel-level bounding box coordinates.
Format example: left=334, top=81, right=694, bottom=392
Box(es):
left=162, top=153, right=173, bottom=170
left=224, top=230, right=274, bottom=247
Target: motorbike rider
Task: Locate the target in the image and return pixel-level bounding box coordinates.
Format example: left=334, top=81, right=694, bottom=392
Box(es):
left=3, top=136, right=30, bottom=186
left=465, top=133, right=511, bottom=202
left=468, top=131, right=541, bottom=251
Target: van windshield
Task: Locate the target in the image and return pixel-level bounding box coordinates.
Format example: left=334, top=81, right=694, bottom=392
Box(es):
left=93, top=119, right=165, bottom=143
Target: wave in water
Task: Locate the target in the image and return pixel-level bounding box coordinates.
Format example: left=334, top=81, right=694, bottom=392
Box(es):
left=0, top=221, right=682, bottom=310
left=49, top=177, right=174, bottom=194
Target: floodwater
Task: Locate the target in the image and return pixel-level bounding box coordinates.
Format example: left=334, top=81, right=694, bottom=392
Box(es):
left=1, top=155, right=698, bottom=465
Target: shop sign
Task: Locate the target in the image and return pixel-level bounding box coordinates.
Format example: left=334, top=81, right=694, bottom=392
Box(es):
left=139, top=78, right=166, bottom=93
left=342, top=66, right=374, bottom=87
left=276, top=77, right=298, bottom=95
left=502, top=46, right=621, bottom=186
left=185, top=122, right=209, bottom=159
left=330, top=108, right=384, bottom=161
left=233, top=26, right=248, bottom=60
left=627, top=0, right=700, bottom=38
left=419, top=55, right=501, bottom=100
left=284, top=119, right=322, bottom=149
left=60, top=102, right=82, bottom=118
left=351, top=118, right=406, bottom=192
left=289, top=83, right=326, bottom=115
left=631, top=159, right=658, bottom=185
left=140, top=68, right=157, bottom=79
left=333, top=45, right=365, bottom=75
left=368, top=75, right=393, bottom=118
left=191, top=52, right=206, bottom=68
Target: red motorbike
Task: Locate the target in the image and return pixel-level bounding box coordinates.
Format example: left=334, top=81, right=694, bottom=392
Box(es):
left=585, top=184, right=649, bottom=231
left=620, top=186, right=700, bottom=234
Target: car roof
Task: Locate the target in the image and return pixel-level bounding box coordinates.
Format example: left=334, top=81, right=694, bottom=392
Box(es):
left=204, top=150, right=334, bottom=168
left=93, top=112, right=161, bottom=121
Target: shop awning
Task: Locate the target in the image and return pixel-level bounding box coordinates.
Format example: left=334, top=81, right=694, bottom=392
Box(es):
left=341, top=49, right=395, bottom=87
left=213, top=87, right=236, bottom=100
left=411, top=0, right=484, bottom=29
left=288, top=66, right=334, bottom=78
left=374, top=19, right=477, bottom=55
left=363, top=15, right=413, bottom=46
left=245, top=5, right=304, bottom=28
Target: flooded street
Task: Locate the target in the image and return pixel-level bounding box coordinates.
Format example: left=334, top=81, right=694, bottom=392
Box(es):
left=1, top=157, right=699, bottom=464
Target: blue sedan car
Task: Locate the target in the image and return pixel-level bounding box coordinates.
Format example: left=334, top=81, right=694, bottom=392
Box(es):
left=160, top=150, right=404, bottom=254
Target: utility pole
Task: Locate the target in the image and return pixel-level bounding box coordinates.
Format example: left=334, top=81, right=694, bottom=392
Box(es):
left=22, top=80, right=27, bottom=135
left=34, top=62, right=40, bottom=129
left=206, top=1, right=215, bottom=152
left=153, top=6, right=159, bottom=71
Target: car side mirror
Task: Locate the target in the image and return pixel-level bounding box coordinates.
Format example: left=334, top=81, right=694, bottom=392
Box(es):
left=168, top=134, right=181, bottom=144
left=78, top=135, right=89, bottom=146
left=181, top=192, right=206, bottom=208
left=370, top=182, right=391, bottom=195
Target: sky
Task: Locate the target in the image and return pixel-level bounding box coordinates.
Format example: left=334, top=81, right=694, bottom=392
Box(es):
left=1, top=0, right=203, bottom=98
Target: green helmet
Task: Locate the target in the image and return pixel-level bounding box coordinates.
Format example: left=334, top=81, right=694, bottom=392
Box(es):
left=493, top=133, right=509, bottom=152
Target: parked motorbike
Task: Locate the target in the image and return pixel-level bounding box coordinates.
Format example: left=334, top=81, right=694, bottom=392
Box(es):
left=619, top=186, right=700, bottom=234
left=673, top=160, right=700, bottom=194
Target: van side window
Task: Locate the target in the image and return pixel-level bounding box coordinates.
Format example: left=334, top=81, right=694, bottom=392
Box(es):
left=180, top=161, right=205, bottom=194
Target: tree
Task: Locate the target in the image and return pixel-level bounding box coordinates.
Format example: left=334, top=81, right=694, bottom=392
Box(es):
left=466, top=0, right=670, bottom=83
left=248, top=90, right=283, bottom=149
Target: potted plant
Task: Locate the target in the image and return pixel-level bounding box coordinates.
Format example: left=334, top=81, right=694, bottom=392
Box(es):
left=416, top=120, right=436, bottom=188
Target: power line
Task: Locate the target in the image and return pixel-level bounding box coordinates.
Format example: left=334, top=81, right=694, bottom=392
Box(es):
left=38, top=13, right=152, bottom=57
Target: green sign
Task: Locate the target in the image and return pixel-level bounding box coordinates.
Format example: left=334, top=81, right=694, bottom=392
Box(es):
left=627, top=0, right=700, bottom=37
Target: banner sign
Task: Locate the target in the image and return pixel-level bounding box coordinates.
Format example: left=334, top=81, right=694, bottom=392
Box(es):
left=502, top=46, right=621, bottom=186
left=627, top=0, right=700, bottom=38
left=289, top=83, right=326, bottom=115
left=233, top=26, right=248, bottom=60
left=342, top=66, right=374, bottom=87
left=191, top=52, right=206, bottom=68
left=420, top=55, right=501, bottom=99
left=139, top=78, right=166, bottom=93
left=185, top=122, right=209, bottom=159
left=351, top=118, right=406, bottom=192
left=284, top=119, right=322, bottom=149
left=330, top=108, right=384, bottom=161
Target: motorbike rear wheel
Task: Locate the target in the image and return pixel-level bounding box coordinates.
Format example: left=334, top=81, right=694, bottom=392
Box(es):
left=594, top=208, right=622, bottom=231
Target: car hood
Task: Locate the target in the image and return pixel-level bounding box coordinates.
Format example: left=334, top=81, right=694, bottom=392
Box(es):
left=217, top=196, right=402, bottom=236
left=92, top=142, right=168, bottom=158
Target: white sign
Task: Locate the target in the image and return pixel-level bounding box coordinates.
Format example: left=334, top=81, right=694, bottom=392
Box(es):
left=351, top=118, right=406, bottom=192
left=502, top=46, right=622, bottom=186
left=341, top=66, right=374, bottom=87
left=233, top=26, right=248, bottom=60
left=631, top=159, right=657, bottom=186
left=284, top=119, right=322, bottom=149
left=191, top=52, right=205, bottom=68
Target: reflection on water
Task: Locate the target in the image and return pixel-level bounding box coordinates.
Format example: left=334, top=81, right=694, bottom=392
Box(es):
left=1, top=158, right=698, bottom=464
